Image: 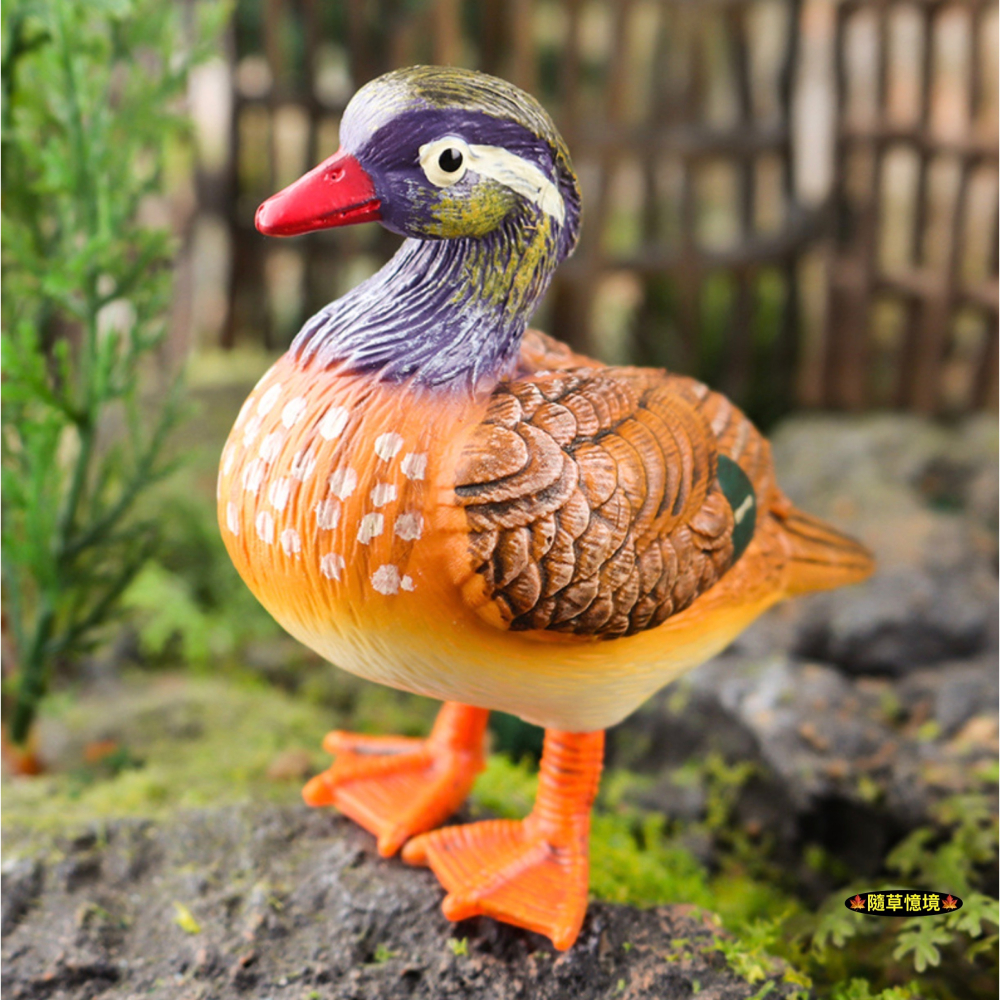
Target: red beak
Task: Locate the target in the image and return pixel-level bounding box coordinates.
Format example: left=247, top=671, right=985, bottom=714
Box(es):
left=255, top=148, right=382, bottom=237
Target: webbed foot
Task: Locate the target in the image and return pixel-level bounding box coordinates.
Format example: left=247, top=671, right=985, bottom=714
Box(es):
left=303, top=702, right=489, bottom=857
left=403, top=729, right=604, bottom=951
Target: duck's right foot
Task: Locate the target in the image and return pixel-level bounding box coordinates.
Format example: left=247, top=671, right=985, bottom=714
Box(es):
left=302, top=702, right=489, bottom=857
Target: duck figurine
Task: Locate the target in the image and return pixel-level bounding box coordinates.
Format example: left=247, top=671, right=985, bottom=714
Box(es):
left=218, top=65, right=873, bottom=951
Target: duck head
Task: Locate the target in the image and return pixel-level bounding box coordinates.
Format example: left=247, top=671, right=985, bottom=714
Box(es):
left=256, top=67, right=582, bottom=393
left=256, top=65, right=581, bottom=258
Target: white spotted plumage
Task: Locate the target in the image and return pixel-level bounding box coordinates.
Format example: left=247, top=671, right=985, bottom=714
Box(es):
left=371, top=564, right=401, bottom=595
left=268, top=477, right=291, bottom=511
left=357, top=513, right=384, bottom=544
left=259, top=431, right=284, bottom=463
left=320, top=552, right=345, bottom=581
left=257, top=383, right=282, bottom=415
left=394, top=513, right=423, bottom=541
left=329, top=467, right=358, bottom=500
left=243, top=458, right=266, bottom=494
left=319, top=406, right=349, bottom=440
left=280, top=528, right=302, bottom=556
left=400, top=452, right=427, bottom=480
left=255, top=510, right=274, bottom=544
left=374, top=432, right=404, bottom=461
left=242, top=414, right=263, bottom=447
left=291, top=449, right=317, bottom=482
left=370, top=483, right=397, bottom=507
left=282, top=396, right=307, bottom=428
left=315, top=499, right=340, bottom=530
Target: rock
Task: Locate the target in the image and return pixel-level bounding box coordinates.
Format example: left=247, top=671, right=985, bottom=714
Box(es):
left=607, top=647, right=998, bottom=878
left=768, top=413, right=997, bottom=532
left=1, top=859, right=43, bottom=937
left=898, top=658, right=1000, bottom=736
left=768, top=414, right=998, bottom=677
left=795, top=567, right=996, bottom=676
left=1, top=805, right=797, bottom=1000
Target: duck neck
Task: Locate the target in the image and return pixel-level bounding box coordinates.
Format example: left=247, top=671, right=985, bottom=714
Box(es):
left=291, top=206, right=565, bottom=396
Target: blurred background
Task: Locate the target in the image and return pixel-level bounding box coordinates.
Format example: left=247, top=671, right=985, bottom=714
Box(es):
left=176, top=0, right=998, bottom=426
left=2, top=2, right=997, bottom=998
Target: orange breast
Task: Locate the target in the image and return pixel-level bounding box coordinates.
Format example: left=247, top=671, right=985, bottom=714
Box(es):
left=216, top=354, right=789, bottom=731
left=217, top=355, right=485, bottom=643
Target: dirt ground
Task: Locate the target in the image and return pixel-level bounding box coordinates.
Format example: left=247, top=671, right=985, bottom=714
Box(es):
left=2, top=804, right=795, bottom=1000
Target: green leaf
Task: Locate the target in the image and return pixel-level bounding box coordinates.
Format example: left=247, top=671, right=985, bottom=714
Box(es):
left=812, top=904, right=863, bottom=951
left=831, top=979, right=918, bottom=1000
left=892, top=916, right=953, bottom=973
left=946, top=892, right=999, bottom=938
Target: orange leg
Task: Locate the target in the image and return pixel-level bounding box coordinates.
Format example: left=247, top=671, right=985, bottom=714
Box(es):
left=302, top=702, right=489, bottom=858
left=403, top=728, right=604, bottom=951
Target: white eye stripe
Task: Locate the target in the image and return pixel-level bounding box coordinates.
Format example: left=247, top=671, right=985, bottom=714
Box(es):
left=418, top=136, right=565, bottom=224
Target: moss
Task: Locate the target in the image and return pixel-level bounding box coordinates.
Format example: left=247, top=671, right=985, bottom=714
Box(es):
left=2, top=675, right=334, bottom=850
left=588, top=811, right=714, bottom=910
left=5, top=678, right=995, bottom=1000
left=471, top=755, right=796, bottom=927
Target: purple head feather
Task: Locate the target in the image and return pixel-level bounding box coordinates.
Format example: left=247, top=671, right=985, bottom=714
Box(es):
left=291, top=66, right=583, bottom=396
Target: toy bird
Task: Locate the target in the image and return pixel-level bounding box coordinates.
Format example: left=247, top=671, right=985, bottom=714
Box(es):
left=218, top=66, right=873, bottom=951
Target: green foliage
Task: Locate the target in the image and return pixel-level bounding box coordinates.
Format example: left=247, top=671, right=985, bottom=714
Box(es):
left=120, top=492, right=281, bottom=668
left=370, top=943, right=396, bottom=964
left=474, top=755, right=997, bottom=999
left=447, top=937, right=468, bottom=957
left=812, top=893, right=873, bottom=951
left=831, top=980, right=919, bottom=1000
left=589, top=810, right=714, bottom=910
left=0, top=675, right=332, bottom=841
left=0, top=0, right=228, bottom=743
left=887, top=794, right=998, bottom=896
left=800, top=795, right=999, bottom=997
left=172, top=901, right=202, bottom=935
left=475, top=754, right=792, bottom=929
left=891, top=918, right=954, bottom=974
left=712, top=914, right=787, bottom=984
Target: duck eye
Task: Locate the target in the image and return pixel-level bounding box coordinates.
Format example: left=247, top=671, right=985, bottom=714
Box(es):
left=419, top=137, right=469, bottom=187
left=438, top=148, right=463, bottom=173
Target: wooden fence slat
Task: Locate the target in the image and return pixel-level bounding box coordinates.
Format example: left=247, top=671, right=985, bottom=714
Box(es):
left=509, top=0, right=535, bottom=92
left=896, top=1, right=940, bottom=409
left=432, top=0, right=460, bottom=66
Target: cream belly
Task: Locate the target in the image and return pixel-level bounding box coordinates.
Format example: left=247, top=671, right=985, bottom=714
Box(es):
left=267, top=531, right=785, bottom=732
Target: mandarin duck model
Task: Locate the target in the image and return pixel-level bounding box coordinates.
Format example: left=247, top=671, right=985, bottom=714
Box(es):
left=218, top=66, right=874, bottom=951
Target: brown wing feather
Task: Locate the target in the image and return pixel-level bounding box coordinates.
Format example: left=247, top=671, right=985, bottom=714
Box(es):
left=454, top=363, right=771, bottom=638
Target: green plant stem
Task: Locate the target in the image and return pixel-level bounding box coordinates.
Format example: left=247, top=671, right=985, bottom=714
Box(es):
left=10, top=599, right=54, bottom=743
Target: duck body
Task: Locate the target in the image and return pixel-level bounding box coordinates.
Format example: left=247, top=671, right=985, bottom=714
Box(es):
left=219, top=335, right=834, bottom=732
left=218, top=66, right=873, bottom=949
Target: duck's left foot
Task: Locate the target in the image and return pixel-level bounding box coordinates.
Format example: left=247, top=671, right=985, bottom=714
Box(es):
left=403, top=728, right=604, bottom=951
left=402, top=815, right=590, bottom=950
left=303, top=702, right=489, bottom=857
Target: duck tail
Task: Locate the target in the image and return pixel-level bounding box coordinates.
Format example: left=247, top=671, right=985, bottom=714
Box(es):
left=773, top=502, right=874, bottom=597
